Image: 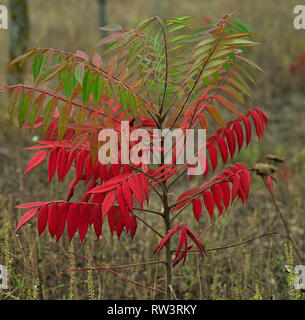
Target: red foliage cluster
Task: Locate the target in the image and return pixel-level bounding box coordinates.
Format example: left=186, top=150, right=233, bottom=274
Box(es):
left=16, top=201, right=137, bottom=242
left=154, top=224, right=207, bottom=266
left=17, top=105, right=267, bottom=263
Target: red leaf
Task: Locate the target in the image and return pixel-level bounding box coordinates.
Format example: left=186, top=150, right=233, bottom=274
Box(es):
left=256, top=108, right=268, bottom=126
left=67, top=178, right=80, bottom=201
left=203, top=190, right=214, bottom=218
left=197, top=152, right=208, bottom=178
left=102, top=191, right=116, bottom=219
left=23, top=150, right=47, bottom=177
left=117, top=184, right=128, bottom=217
left=85, top=155, right=94, bottom=183
left=233, top=121, right=244, bottom=151
left=208, top=144, right=218, bottom=171
left=157, top=224, right=206, bottom=266
left=57, top=148, right=68, bottom=182
left=76, top=150, right=87, bottom=180
left=16, top=208, right=39, bottom=233
left=240, top=171, right=251, bottom=200
left=221, top=182, right=231, bottom=210
left=17, top=201, right=48, bottom=209
left=171, top=187, right=201, bottom=212
left=152, top=164, right=174, bottom=177
left=89, top=173, right=131, bottom=194
left=62, top=150, right=76, bottom=180
left=172, top=226, right=187, bottom=265
left=217, top=137, right=228, bottom=164
left=91, top=192, right=106, bottom=204
left=212, top=184, right=224, bottom=214
left=253, top=109, right=265, bottom=137
left=139, top=174, right=150, bottom=205
left=231, top=174, right=240, bottom=202
left=56, top=203, right=68, bottom=241
left=37, top=205, right=49, bottom=236
left=78, top=204, right=91, bottom=243
left=184, top=225, right=206, bottom=258
left=128, top=175, right=144, bottom=209
left=129, top=215, right=137, bottom=239
left=48, top=203, right=59, bottom=238
left=92, top=205, right=103, bottom=239
left=48, top=148, right=58, bottom=183
left=192, top=198, right=202, bottom=222
left=266, top=175, right=276, bottom=200
left=90, top=183, right=117, bottom=194
left=122, top=181, right=134, bottom=214
left=81, top=182, right=95, bottom=202
left=242, top=115, right=252, bottom=146
left=224, top=128, right=236, bottom=159
left=107, top=206, right=120, bottom=237
left=250, top=110, right=261, bottom=139
left=67, top=203, right=80, bottom=241
left=154, top=224, right=181, bottom=254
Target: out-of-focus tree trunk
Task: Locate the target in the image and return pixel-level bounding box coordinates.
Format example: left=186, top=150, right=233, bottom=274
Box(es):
left=97, top=0, right=107, bottom=38
left=6, top=0, right=29, bottom=85
left=154, top=0, right=162, bottom=17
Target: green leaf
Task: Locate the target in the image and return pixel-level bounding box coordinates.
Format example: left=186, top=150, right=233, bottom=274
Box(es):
left=119, top=86, right=128, bottom=112
left=99, top=24, right=122, bottom=32
left=195, top=38, right=216, bottom=48
left=74, top=64, right=84, bottom=85
left=42, top=98, right=58, bottom=134
left=64, top=68, right=75, bottom=99
left=74, top=106, right=86, bottom=135
left=232, top=18, right=255, bottom=32
left=237, top=56, right=264, bottom=72
left=19, top=90, right=34, bottom=129
left=58, top=102, right=72, bottom=140
left=8, top=49, right=36, bottom=69
left=224, top=31, right=255, bottom=40
left=82, top=68, right=93, bottom=104
left=203, top=77, right=211, bottom=86
left=225, top=38, right=259, bottom=47
left=230, top=71, right=253, bottom=97
left=128, top=91, right=137, bottom=117
left=92, top=73, right=104, bottom=106
left=29, top=93, right=47, bottom=132
left=32, top=51, right=44, bottom=82
left=8, top=85, right=23, bottom=124
left=168, top=34, right=189, bottom=44
left=38, top=64, right=66, bottom=85
left=137, top=17, right=155, bottom=30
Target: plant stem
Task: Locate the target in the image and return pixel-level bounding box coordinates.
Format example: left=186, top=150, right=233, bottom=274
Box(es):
left=163, top=193, right=173, bottom=300
left=158, top=108, right=174, bottom=299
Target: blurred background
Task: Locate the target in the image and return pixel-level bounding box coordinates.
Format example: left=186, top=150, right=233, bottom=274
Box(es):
left=0, top=0, right=304, bottom=300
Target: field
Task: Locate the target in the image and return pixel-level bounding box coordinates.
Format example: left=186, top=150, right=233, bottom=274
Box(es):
left=0, top=0, right=304, bottom=300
